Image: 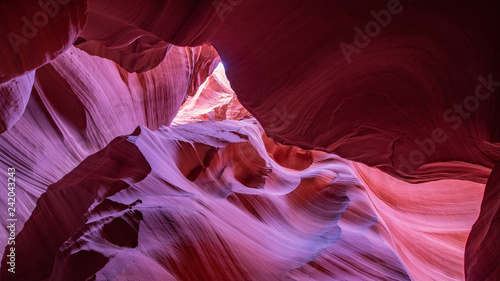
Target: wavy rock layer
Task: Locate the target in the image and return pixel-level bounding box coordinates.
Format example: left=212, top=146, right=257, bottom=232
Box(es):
left=0, top=71, right=34, bottom=133
left=33, top=44, right=219, bottom=137
left=0, top=63, right=490, bottom=280
left=80, top=0, right=221, bottom=47
left=2, top=0, right=498, bottom=182
left=0, top=1, right=498, bottom=280
left=0, top=43, right=219, bottom=252
left=74, top=36, right=173, bottom=73
left=209, top=0, right=500, bottom=182
left=465, top=163, right=500, bottom=281
left=0, top=119, right=486, bottom=281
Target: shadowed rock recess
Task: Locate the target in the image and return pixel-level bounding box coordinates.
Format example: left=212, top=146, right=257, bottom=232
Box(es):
left=0, top=0, right=498, bottom=280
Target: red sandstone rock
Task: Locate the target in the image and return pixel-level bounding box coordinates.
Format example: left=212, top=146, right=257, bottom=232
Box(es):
left=74, top=36, right=173, bottom=73
left=0, top=0, right=498, bottom=280
left=0, top=0, right=87, bottom=82
left=80, top=0, right=221, bottom=47
left=0, top=69, right=491, bottom=279
left=208, top=0, right=500, bottom=182
left=70, top=0, right=500, bottom=182
left=0, top=43, right=220, bottom=257
left=33, top=44, right=219, bottom=139
left=0, top=119, right=487, bottom=280
left=465, top=163, right=500, bottom=281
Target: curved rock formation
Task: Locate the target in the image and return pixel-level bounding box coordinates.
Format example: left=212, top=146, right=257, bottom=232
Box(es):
left=0, top=71, right=34, bottom=133
left=465, top=162, right=500, bottom=281
left=0, top=62, right=492, bottom=280
left=209, top=0, right=500, bottom=182
left=172, top=63, right=250, bottom=125
left=70, top=0, right=500, bottom=182
left=0, top=1, right=498, bottom=280
left=0, top=43, right=219, bottom=253
left=0, top=118, right=487, bottom=280
left=74, top=36, right=173, bottom=73
left=3, top=1, right=499, bottom=182
left=0, top=0, right=87, bottom=82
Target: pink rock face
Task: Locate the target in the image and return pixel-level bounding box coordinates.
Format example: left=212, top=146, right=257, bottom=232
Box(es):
left=32, top=44, right=219, bottom=139
left=0, top=43, right=220, bottom=252
left=0, top=71, right=34, bottom=133
left=0, top=1, right=499, bottom=280
left=0, top=61, right=493, bottom=280
left=0, top=118, right=486, bottom=280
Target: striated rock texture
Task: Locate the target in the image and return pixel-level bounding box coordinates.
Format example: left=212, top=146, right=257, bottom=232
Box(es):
left=172, top=63, right=251, bottom=125
left=0, top=0, right=498, bottom=280
left=465, top=162, right=500, bottom=281
left=0, top=43, right=220, bottom=254
left=0, top=119, right=486, bottom=280
left=2, top=0, right=499, bottom=181
left=0, top=71, right=34, bottom=133
left=33, top=44, right=219, bottom=136
left=74, top=36, right=173, bottom=74
left=210, top=0, right=500, bottom=183
left=0, top=60, right=493, bottom=280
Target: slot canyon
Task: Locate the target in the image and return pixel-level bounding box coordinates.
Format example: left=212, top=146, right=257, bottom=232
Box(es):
left=0, top=0, right=499, bottom=280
